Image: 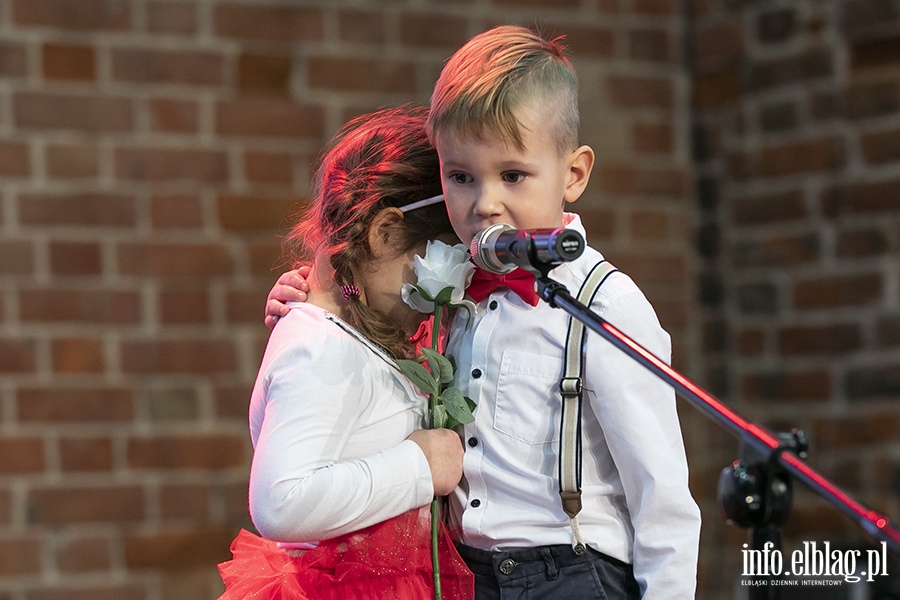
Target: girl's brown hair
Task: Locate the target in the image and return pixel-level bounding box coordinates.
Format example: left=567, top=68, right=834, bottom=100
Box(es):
left=283, top=104, right=454, bottom=358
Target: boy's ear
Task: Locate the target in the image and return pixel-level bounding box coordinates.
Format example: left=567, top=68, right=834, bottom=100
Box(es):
left=367, top=207, right=405, bottom=258
left=563, top=145, right=595, bottom=204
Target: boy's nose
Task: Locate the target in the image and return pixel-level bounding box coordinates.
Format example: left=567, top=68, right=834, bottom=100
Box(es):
left=473, top=189, right=502, bottom=217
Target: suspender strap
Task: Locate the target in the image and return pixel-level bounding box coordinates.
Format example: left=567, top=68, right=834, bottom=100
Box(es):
left=558, top=260, right=618, bottom=553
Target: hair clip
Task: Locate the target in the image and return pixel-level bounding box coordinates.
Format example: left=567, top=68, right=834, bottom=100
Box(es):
left=340, top=284, right=360, bottom=300
left=399, top=194, right=444, bottom=213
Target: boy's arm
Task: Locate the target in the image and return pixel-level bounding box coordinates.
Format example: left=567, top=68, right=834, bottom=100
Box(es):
left=585, top=285, right=701, bottom=600
left=264, top=266, right=311, bottom=329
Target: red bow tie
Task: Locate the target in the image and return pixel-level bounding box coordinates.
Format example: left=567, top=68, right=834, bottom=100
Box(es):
left=467, top=267, right=539, bottom=306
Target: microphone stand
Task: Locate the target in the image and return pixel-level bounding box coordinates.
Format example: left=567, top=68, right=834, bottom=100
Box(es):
left=533, top=271, right=900, bottom=598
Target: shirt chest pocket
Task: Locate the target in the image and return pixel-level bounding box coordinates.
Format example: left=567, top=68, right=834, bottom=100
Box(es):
left=493, top=350, right=563, bottom=445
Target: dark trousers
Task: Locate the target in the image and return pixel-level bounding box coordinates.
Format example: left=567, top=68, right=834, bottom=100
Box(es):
left=457, top=543, right=641, bottom=600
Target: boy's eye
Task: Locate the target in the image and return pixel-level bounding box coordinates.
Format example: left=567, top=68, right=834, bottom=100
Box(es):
left=502, top=172, right=526, bottom=183
left=450, top=172, right=473, bottom=184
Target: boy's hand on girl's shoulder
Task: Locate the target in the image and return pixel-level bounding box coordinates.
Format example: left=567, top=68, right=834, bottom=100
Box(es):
left=264, top=266, right=311, bottom=329
left=406, top=429, right=464, bottom=497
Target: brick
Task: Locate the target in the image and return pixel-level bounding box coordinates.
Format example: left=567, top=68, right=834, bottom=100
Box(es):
left=742, top=368, right=831, bottom=401
left=0, top=536, right=42, bottom=575
left=120, top=339, right=237, bottom=374
left=0, top=141, right=30, bottom=176
left=634, top=0, right=674, bottom=14
left=115, top=147, right=228, bottom=182
left=338, top=9, right=386, bottom=44
left=18, top=387, right=134, bottom=422
left=548, top=25, right=616, bottom=58
left=0, top=491, right=9, bottom=524
left=792, top=273, right=882, bottom=309
left=160, top=288, right=209, bottom=324
left=42, top=43, right=95, bottom=80
left=732, top=233, right=819, bottom=267
left=14, top=92, right=133, bottom=132
left=747, top=48, right=833, bottom=92
left=693, top=22, right=744, bottom=68
left=217, top=194, right=301, bottom=232
left=117, top=242, right=233, bottom=277
left=18, top=192, right=135, bottom=227
left=226, top=288, right=267, bottom=324
left=836, top=227, right=889, bottom=257
left=58, top=437, right=113, bottom=472
left=147, top=388, right=199, bottom=422
left=49, top=241, right=103, bottom=275
left=851, top=35, right=900, bottom=71
left=127, top=434, right=245, bottom=470
left=596, top=163, right=689, bottom=198
left=737, top=329, right=765, bottom=356
left=147, top=1, right=197, bottom=35
left=160, top=484, right=210, bottom=520
left=249, top=242, right=284, bottom=277
left=216, top=98, right=324, bottom=138
left=20, top=288, right=139, bottom=324
left=0, top=42, right=28, bottom=76
left=578, top=207, right=616, bottom=240
left=758, top=137, right=844, bottom=177
left=0, top=437, right=45, bottom=474
left=124, top=528, right=234, bottom=569
left=0, top=240, right=34, bottom=274
left=238, top=53, right=291, bottom=97
left=822, top=179, right=900, bottom=217
left=607, top=75, right=673, bottom=110
left=843, top=81, right=900, bottom=120
left=51, top=337, right=105, bottom=373
left=308, top=57, right=417, bottom=94
left=758, top=100, right=798, bottom=131
left=56, top=536, right=111, bottom=572
left=244, top=151, right=293, bottom=184
left=778, top=324, right=862, bottom=356
left=860, top=127, right=900, bottom=164
left=13, top=0, right=130, bottom=31
left=732, top=189, right=806, bottom=226
left=399, top=13, right=470, bottom=49
left=221, top=480, right=252, bottom=523
left=25, top=585, right=145, bottom=600
left=633, top=121, right=673, bottom=154
left=148, top=98, right=199, bottom=133
left=877, top=316, right=900, bottom=347
left=814, top=410, right=900, bottom=447
left=736, top=282, right=779, bottom=314
left=28, top=485, right=144, bottom=524
left=214, top=4, right=323, bottom=42
left=213, top=384, right=252, bottom=419
left=46, top=143, right=99, bottom=178
left=845, top=364, right=900, bottom=400
left=0, top=339, right=37, bottom=373
left=757, top=8, right=796, bottom=43
left=150, top=194, right=204, bottom=229
left=628, top=209, right=669, bottom=240
left=112, top=48, right=223, bottom=86
left=629, top=28, right=674, bottom=63
left=612, top=253, right=686, bottom=284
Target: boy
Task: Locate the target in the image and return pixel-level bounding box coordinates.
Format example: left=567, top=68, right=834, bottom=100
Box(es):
left=268, top=26, right=700, bottom=599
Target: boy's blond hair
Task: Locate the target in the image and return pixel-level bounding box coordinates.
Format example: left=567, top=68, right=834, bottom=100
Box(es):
left=426, top=25, right=580, bottom=154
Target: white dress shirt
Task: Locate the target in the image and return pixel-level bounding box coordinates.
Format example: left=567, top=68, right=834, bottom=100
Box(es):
left=446, top=213, right=701, bottom=599
left=248, top=303, right=434, bottom=543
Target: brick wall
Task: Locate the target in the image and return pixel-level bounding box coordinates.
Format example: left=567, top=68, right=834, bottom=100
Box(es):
left=690, top=0, right=900, bottom=595
left=0, top=1, right=695, bottom=598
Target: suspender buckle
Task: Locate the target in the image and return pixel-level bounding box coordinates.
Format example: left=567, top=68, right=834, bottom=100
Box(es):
left=559, top=490, right=583, bottom=518
left=559, top=377, right=582, bottom=396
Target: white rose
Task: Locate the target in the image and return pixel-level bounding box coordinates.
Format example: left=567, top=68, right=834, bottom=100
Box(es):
left=401, top=240, right=475, bottom=314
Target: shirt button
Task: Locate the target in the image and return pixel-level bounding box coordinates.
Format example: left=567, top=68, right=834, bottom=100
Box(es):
left=470, top=498, right=481, bottom=508
left=489, top=300, right=498, bottom=310
left=498, top=558, right=517, bottom=575
left=471, top=368, right=482, bottom=379
left=467, top=437, right=478, bottom=447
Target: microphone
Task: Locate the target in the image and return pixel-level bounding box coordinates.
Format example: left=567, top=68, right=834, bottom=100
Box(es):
left=469, top=223, right=585, bottom=275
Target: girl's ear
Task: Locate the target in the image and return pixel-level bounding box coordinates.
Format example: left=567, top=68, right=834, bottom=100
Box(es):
left=366, top=207, right=406, bottom=258
left=563, top=145, right=595, bottom=204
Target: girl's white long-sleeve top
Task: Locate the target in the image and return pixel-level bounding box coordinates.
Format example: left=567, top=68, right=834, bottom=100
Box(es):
left=247, top=304, right=434, bottom=543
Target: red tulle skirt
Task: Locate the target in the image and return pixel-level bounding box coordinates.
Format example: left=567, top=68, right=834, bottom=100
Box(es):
left=217, top=506, right=474, bottom=599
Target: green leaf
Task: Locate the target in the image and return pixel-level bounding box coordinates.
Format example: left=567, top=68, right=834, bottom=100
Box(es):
left=395, top=359, right=438, bottom=396
left=441, top=386, right=475, bottom=425
left=431, top=404, right=448, bottom=429
left=433, top=286, right=455, bottom=305
left=421, top=348, right=454, bottom=385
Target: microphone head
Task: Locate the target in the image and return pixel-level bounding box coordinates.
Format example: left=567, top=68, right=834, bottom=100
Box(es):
left=469, top=223, right=516, bottom=274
